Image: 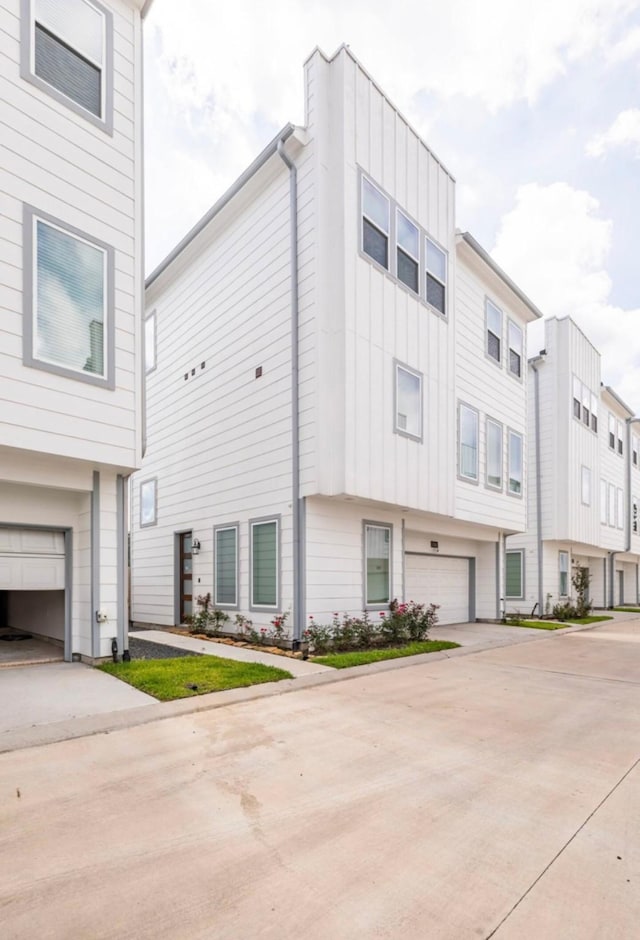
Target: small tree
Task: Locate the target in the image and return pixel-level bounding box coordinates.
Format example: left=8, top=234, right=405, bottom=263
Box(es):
left=572, top=564, right=592, bottom=618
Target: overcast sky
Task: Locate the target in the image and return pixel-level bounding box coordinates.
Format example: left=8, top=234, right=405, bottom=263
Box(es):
left=144, top=0, right=640, bottom=412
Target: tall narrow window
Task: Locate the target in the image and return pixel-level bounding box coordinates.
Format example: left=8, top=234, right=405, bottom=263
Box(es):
left=145, top=312, right=157, bottom=374
left=505, top=551, right=523, bottom=599
left=486, top=300, right=502, bottom=363
left=486, top=418, right=503, bottom=489
left=250, top=519, right=278, bottom=608
left=600, top=479, right=607, bottom=524
left=459, top=404, right=479, bottom=481
left=581, top=466, right=591, bottom=506
left=364, top=523, right=391, bottom=606
left=633, top=497, right=638, bottom=534
left=426, top=238, right=447, bottom=315
left=591, top=392, right=598, bottom=433
left=508, top=430, right=523, bottom=495
left=633, top=435, right=638, bottom=467
left=214, top=526, right=238, bottom=607
left=581, top=386, right=590, bottom=427
left=609, top=413, right=616, bottom=450
left=559, top=551, right=569, bottom=596
left=572, top=376, right=581, bottom=420
left=617, top=488, right=624, bottom=529
left=396, top=210, right=419, bottom=292
left=608, top=483, right=616, bottom=526
left=395, top=363, right=422, bottom=440
left=362, top=178, right=390, bottom=269
left=617, top=420, right=624, bottom=455
left=23, top=0, right=113, bottom=130
left=140, top=479, right=157, bottom=527
left=24, top=207, right=113, bottom=388
left=508, top=321, right=523, bottom=378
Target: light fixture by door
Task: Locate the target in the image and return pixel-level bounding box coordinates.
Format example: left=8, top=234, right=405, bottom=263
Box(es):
left=191, top=538, right=201, bottom=555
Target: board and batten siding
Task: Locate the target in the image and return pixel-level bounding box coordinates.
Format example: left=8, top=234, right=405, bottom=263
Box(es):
left=132, top=159, right=297, bottom=626
left=0, top=0, right=142, bottom=470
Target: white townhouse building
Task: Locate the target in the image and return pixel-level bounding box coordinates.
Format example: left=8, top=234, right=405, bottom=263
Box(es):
left=506, top=316, right=640, bottom=615
left=131, top=45, right=540, bottom=641
left=0, top=0, right=152, bottom=661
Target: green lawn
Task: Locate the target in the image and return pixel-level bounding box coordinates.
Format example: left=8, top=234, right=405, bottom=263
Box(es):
left=98, top=656, right=293, bottom=701
left=614, top=607, right=640, bottom=613
left=566, top=615, right=614, bottom=624
left=507, top=620, right=570, bottom=630
left=312, top=640, right=459, bottom=669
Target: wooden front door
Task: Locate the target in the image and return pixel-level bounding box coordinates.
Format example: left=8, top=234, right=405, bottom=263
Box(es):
left=179, top=532, right=193, bottom=623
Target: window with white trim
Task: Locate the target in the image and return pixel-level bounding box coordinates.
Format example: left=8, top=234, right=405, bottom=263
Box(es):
left=508, top=430, right=523, bottom=495
left=617, top=488, right=624, bottom=529
left=581, top=466, right=591, bottom=506
left=591, top=392, right=598, bottom=433
left=609, top=413, right=616, bottom=450
left=250, top=519, right=279, bottom=609
left=572, top=376, right=581, bottom=420
left=600, top=479, right=607, bottom=524
left=24, top=206, right=112, bottom=387
left=505, top=551, right=523, bottom=599
left=486, top=299, right=502, bottom=363
left=608, top=483, right=616, bottom=526
left=426, top=238, right=447, bottom=316
left=364, top=523, right=391, bottom=606
left=396, top=210, right=419, bottom=293
left=486, top=418, right=503, bottom=489
left=23, top=0, right=112, bottom=129
left=508, top=321, right=523, bottom=378
left=459, top=404, right=479, bottom=481
left=214, top=525, right=238, bottom=607
left=395, top=363, right=422, bottom=440
left=633, top=434, right=639, bottom=468
left=362, top=177, right=389, bottom=269
left=581, top=385, right=590, bottom=427
left=145, top=312, right=156, bottom=375
left=617, top=420, right=624, bottom=456
left=140, top=479, right=157, bottom=527
left=559, top=551, right=569, bottom=596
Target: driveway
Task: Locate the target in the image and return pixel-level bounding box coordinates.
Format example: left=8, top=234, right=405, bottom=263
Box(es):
left=1, top=617, right=639, bottom=938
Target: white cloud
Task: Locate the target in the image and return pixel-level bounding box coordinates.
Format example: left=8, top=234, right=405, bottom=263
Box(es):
left=586, top=108, right=640, bottom=157
left=492, top=182, right=640, bottom=413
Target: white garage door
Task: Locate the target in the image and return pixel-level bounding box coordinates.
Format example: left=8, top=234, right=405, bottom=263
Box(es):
left=405, top=554, right=469, bottom=625
left=0, top=529, right=65, bottom=590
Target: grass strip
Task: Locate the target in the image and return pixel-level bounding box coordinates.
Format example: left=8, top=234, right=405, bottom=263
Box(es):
left=312, top=640, right=459, bottom=669
left=614, top=607, right=640, bottom=613
left=566, top=615, right=614, bottom=624
left=98, top=655, right=292, bottom=701
left=507, top=620, right=570, bottom=630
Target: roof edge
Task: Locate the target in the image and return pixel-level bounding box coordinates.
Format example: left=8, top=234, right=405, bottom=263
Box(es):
left=146, top=123, right=296, bottom=289
left=457, top=231, right=543, bottom=321
left=603, top=385, right=635, bottom=418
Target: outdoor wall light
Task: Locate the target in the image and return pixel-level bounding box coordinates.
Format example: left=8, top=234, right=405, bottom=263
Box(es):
left=191, top=538, right=201, bottom=555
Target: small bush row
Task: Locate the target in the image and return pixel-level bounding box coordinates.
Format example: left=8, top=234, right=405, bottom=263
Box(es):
left=305, top=600, right=439, bottom=654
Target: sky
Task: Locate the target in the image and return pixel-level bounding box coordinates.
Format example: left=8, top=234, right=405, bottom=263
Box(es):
left=143, top=0, right=640, bottom=412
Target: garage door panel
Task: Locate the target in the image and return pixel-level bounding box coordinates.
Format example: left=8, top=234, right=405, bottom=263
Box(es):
left=0, top=529, right=64, bottom=554
left=405, top=554, right=469, bottom=625
left=0, top=555, right=65, bottom=590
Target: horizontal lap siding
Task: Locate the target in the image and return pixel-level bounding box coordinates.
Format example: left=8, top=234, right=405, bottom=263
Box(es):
left=0, top=0, right=139, bottom=468
left=132, top=163, right=295, bottom=627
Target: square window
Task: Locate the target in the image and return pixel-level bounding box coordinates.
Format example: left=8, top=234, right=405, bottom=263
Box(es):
left=508, top=321, right=523, bottom=378
left=362, top=178, right=389, bottom=269
left=486, top=300, right=502, bottom=363
left=426, top=238, right=447, bottom=315
left=508, top=430, right=523, bottom=495
left=505, top=551, right=523, bottom=599
left=364, top=523, right=391, bottom=606
left=459, top=404, right=479, bottom=481
left=23, top=206, right=113, bottom=388
left=486, top=418, right=503, bottom=489
left=250, top=519, right=279, bottom=609
left=22, top=0, right=113, bottom=131
left=395, top=363, right=422, bottom=440
left=214, top=525, right=238, bottom=607
left=140, top=479, right=157, bottom=527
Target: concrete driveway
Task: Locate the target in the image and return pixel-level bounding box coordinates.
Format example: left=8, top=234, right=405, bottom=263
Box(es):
left=1, top=617, right=639, bottom=938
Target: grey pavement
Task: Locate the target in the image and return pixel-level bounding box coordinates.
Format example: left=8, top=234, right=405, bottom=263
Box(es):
left=1, top=616, right=639, bottom=938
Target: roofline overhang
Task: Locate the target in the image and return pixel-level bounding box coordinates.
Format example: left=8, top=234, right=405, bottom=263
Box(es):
left=456, top=231, right=543, bottom=322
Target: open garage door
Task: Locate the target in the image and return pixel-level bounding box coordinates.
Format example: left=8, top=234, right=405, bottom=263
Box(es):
left=405, top=553, right=470, bottom=625
left=0, top=528, right=67, bottom=655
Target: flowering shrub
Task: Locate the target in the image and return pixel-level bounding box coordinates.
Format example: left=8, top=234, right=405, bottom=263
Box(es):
left=186, top=593, right=230, bottom=636
left=305, top=600, right=439, bottom=653
left=270, top=610, right=290, bottom=642
left=234, top=613, right=253, bottom=638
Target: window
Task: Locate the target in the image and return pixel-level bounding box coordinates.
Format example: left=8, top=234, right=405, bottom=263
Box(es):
left=250, top=518, right=279, bottom=609
left=426, top=238, right=447, bottom=316
left=591, top=393, right=598, bottom=433
left=505, top=551, right=523, bottom=599
left=23, top=206, right=114, bottom=388
left=145, top=312, right=157, bottom=375
left=609, top=413, right=616, bottom=450
left=508, top=430, right=523, bottom=495
left=581, top=385, right=590, bottom=427
left=559, top=551, right=569, bottom=596
left=459, top=404, right=479, bottom=481
left=22, top=0, right=113, bottom=131
left=633, top=435, right=638, bottom=468
left=395, top=363, right=422, bottom=440
left=486, top=300, right=502, bottom=363
left=617, top=420, right=624, bottom=455
left=364, top=523, right=391, bottom=606
left=362, top=178, right=389, bottom=269
left=508, top=321, right=523, bottom=378
left=633, top=497, right=638, bottom=535
left=396, top=210, right=419, bottom=293
left=600, top=479, right=607, bottom=524
left=572, top=376, right=581, bottom=420
left=486, top=418, right=503, bottom=489
left=608, top=483, right=616, bottom=526
left=214, top=525, right=238, bottom=607
left=139, top=479, right=157, bottom=527
left=581, top=466, right=591, bottom=506
left=617, top=488, right=624, bottom=529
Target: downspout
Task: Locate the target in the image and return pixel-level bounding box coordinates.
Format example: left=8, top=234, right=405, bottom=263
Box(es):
left=277, top=137, right=303, bottom=645
left=531, top=357, right=545, bottom=616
